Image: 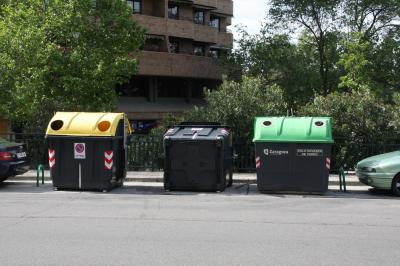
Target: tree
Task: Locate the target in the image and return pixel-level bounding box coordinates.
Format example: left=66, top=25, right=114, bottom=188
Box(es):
left=269, top=0, right=341, bottom=96
left=338, top=33, right=374, bottom=92
left=369, top=30, right=400, bottom=99
left=299, top=90, right=398, bottom=168
left=221, top=30, right=323, bottom=109
left=0, top=0, right=145, bottom=131
left=342, top=0, right=400, bottom=41
left=184, top=76, right=288, bottom=145
left=219, top=26, right=249, bottom=82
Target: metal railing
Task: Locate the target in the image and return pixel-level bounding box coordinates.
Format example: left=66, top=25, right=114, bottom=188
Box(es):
left=2, top=133, right=400, bottom=172
left=128, top=135, right=163, bottom=171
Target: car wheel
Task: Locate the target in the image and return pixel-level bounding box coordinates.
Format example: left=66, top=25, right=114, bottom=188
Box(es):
left=391, top=174, right=400, bottom=196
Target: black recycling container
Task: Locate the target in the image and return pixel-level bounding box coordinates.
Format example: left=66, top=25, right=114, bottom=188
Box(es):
left=163, top=123, right=233, bottom=192
left=45, top=112, right=131, bottom=192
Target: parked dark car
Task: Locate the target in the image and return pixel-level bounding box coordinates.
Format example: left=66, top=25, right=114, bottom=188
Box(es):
left=0, top=138, right=29, bottom=182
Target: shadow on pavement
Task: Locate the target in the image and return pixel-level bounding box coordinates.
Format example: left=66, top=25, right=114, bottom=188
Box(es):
left=261, top=187, right=398, bottom=200
left=0, top=180, right=398, bottom=200
left=115, top=183, right=400, bottom=200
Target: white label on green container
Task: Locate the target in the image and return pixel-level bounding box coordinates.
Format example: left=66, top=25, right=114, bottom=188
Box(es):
left=296, top=149, right=323, bottom=157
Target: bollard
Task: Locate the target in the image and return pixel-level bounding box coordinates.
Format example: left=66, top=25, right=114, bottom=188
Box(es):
left=339, top=167, right=347, bottom=192
left=37, top=164, right=44, bottom=187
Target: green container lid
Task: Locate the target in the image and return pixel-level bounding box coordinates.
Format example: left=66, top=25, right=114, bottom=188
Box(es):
left=253, top=117, right=334, bottom=143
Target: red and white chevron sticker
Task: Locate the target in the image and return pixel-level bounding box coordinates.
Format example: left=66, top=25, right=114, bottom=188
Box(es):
left=325, top=157, right=331, bottom=170
left=48, top=149, right=55, bottom=168
left=256, top=156, right=261, bottom=169
left=104, top=151, right=113, bottom=170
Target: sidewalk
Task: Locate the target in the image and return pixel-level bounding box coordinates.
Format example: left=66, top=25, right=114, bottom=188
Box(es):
left=13, top=170, right=363, bottom=186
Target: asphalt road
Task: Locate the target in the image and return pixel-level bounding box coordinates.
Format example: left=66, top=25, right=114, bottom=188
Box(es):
left=0, top=181, right=399, bottom=266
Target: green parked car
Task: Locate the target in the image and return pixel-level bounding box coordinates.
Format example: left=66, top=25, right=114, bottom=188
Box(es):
left=356, top=151, right=400, bottom=196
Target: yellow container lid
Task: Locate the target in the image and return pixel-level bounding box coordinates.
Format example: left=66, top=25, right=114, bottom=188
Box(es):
left=46, top=112, right=132, bottom=137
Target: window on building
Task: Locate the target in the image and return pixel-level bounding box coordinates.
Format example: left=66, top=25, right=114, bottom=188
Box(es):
left=194, top=10, right=205, bottom=25
left=157, top=78, right=186, bottom=98
left=168, top=4, right=179, bottom=19
left=169, top=40, right=179, bottom=53
left=193, top=45, right=205, bottom=56
left=116, top=77, right=147, bottom=97
left=144, top=36, right=164, bottom=52
left=209, top=49, right=220, bottom=59
left=192, top=86, right=206, bottom=99
left=127, top=0, right=141, bottom=14
left=209, top=15, right=220, bottom=31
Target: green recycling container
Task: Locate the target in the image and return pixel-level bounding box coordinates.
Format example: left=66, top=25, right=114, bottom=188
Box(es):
left=253, top=117, right=334, bottom=193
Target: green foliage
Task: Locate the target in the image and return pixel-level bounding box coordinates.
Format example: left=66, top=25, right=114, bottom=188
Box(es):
left=224, top=0, right=400, bottom=105
left=390, top=93, right=400, bottom=131
left=299, top=90, right=396, bottom=141
left=338, top=33, right=373, bottom=91
left=343, top=0, right=400, bottom=40
left=219, top=26, right=249, bottom=82
left=183, top=76, right=288, bottom=145
left=370, top=31, right=400, bottom=100
left=299, top=90, right=399, bottom=167
left=223, top=32, right=323, bottom=109
left=269, top=0, right=341, bottom=96
left=0, top=0, right=145, bottom=131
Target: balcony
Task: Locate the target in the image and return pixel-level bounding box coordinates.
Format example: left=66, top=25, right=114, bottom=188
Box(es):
left=216, top=0, right=233, bottom=16
left=138, top=51, right=222, bottom=80
left=194, top=24, right=217, bottom=43
left=133, top=15, right=166, bottom=36
left=217, top=31, right=233, bottom=48
left=193, top=0, right=217, bottom=8
left=133, top=14, right=232, bottom=47
left=166, top=19, right=194, bottom=40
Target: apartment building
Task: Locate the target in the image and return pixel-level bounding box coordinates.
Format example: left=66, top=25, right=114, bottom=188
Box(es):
left=117, top=0, right=233, bottom=133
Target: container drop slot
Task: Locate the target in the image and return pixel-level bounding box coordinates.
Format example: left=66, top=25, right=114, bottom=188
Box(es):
left=263, top=121, right=272, bottom=127
left=50, top=120, right=64, bottom=131
left=98, top=121, right=111, bottom=132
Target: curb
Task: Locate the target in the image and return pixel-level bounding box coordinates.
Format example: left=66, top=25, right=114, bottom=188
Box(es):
left=9, top=176, right=364, bottom=186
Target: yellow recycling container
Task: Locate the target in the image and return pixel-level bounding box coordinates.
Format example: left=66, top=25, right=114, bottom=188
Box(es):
left=46, top=112, right=132, bottom=192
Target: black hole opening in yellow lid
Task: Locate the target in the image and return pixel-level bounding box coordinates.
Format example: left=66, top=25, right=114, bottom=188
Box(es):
left=50, top=120, right=64, bottom=131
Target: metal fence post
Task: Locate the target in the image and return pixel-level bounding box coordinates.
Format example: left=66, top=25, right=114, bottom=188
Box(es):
left=37, top=164, right=44, bottom=187
left=339, top=166, right=347, bottom=192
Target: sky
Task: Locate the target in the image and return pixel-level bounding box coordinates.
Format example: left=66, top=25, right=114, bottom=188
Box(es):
left=232, top=0, right=268, bottom=39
